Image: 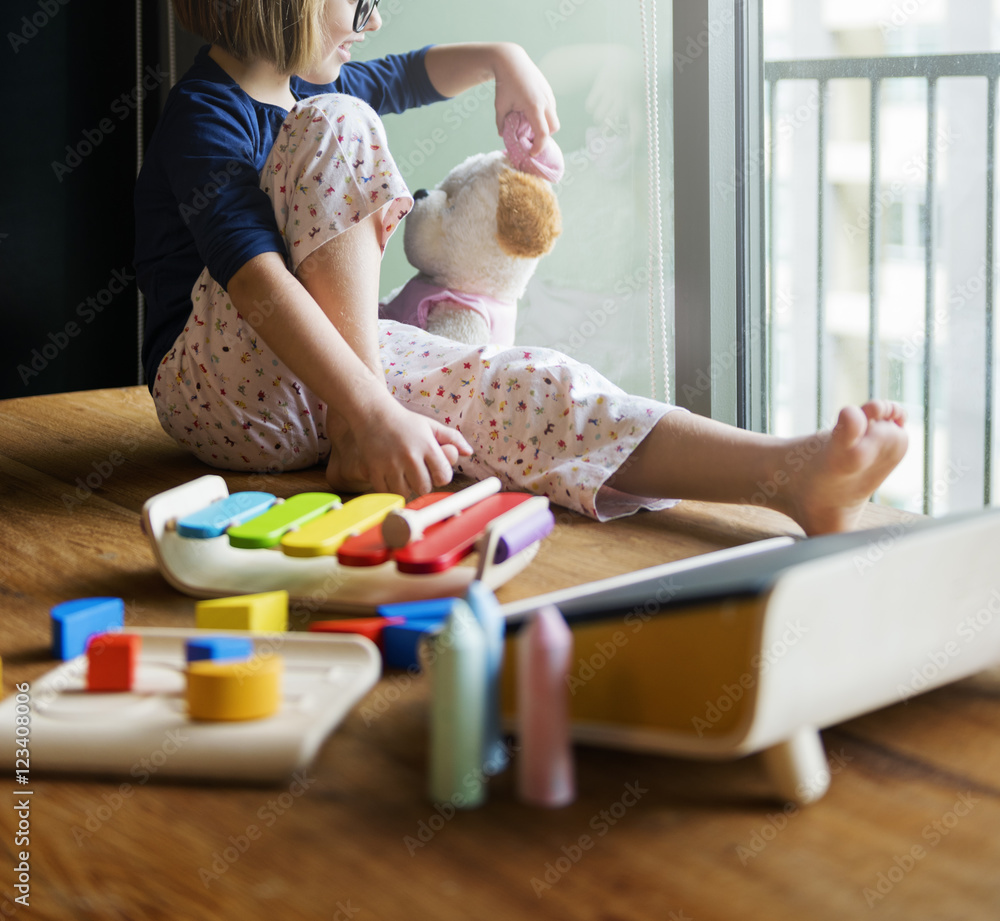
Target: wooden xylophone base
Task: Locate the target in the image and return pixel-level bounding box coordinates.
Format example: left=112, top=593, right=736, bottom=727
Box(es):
left=142, top=476, right=545, bottom=615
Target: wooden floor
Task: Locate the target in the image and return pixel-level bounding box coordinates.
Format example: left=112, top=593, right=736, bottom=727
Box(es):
left=1, top=387, right=997, bottom=921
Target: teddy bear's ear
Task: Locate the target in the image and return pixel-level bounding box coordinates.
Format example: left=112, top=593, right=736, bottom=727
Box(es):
left=495, top=170, right=562, bottom=259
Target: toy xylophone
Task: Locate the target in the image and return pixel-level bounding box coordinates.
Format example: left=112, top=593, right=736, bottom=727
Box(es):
left=142, top=475, right=554, bottom=613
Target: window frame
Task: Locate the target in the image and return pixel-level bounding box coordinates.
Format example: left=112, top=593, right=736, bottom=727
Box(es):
left=672, top=0, right=765, bottom=431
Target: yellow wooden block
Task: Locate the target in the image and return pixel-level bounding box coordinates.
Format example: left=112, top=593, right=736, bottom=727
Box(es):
left=187, top=656, right=283, bottom=721
left=195, top=591, right=289, bottom=632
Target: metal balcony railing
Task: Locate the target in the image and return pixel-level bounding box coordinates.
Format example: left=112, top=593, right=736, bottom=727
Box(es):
left=764, top=53, right=1000, bottom=513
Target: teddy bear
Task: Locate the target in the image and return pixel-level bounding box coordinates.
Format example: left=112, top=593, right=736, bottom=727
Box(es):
left=379, top=113, right=564, bottom=346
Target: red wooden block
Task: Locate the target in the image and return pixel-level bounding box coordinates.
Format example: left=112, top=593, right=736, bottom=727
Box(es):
left=308, top=616, right=405, bottom=648
left=86, top=633, right=141, bottom=692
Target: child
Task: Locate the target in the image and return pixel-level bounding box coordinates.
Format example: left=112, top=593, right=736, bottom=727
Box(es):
left=135, top=0, right=907, bottom=536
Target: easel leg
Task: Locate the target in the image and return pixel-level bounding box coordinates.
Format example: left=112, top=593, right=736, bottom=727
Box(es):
left=760, top=726, right=829, bottom=805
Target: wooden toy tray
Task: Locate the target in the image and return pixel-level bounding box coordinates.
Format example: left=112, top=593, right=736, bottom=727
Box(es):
left=0, top=629, right=381, bottom=783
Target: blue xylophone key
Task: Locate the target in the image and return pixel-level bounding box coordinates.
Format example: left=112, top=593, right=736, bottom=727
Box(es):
left=176, top=492, right=278, bottom=539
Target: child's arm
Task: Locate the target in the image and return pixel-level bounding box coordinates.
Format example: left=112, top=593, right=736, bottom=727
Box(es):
left=226, top=250, right=471, bottom=496
left=424, top=43, right=559, bottom=155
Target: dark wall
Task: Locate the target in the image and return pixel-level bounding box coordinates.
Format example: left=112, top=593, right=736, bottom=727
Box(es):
left=0, top=1, right=167, bottom=399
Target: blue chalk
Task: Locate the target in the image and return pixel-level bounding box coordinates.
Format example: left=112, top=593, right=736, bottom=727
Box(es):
left=185, top=636, right=255, bottom=663
left=381, top=617, right=448, bottom=671
left=465, top=582, right=508, bottom=775
left=376, top=598, right=459, bottom=622
left=51, top=597, right=125, bottom=660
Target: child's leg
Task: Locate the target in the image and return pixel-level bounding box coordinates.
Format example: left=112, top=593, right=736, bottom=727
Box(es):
left=605, top=400, right=908, bottom=535
left=152, top=94, right=421, bottom=476
left=260, top=93, right=467, bottom=489
left=376, top=324, right=682, bottom=519
left=261, top=94, right=413, bottom=377
left=293, top=212, right=464, bottom=488
left=151, top=266, right=330, bottom=474
left=376, top=324, right=907, bottom=533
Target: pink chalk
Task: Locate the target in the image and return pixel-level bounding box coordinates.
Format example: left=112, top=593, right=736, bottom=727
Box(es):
left=517, top=605, right=575, bottom=807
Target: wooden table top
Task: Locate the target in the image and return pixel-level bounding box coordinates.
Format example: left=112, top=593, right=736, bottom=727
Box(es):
left=1, top=387, right=997, bottom=921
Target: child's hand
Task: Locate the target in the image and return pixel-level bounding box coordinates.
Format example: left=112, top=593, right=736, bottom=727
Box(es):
left=492, top=43, right=559, bottom=157
left=325, top=401, right=472, bottom=498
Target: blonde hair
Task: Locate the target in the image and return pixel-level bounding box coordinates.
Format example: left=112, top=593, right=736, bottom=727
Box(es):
left=172, top=0, right=328, bottom=75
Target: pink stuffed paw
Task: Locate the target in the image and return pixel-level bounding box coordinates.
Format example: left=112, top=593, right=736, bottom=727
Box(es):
left=502, top=111, right=565, bottom=183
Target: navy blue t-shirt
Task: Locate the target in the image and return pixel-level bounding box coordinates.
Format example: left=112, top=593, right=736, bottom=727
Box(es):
left=134, top=45, right=445, bottom=389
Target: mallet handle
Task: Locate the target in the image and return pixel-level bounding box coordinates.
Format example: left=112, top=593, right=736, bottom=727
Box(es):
left=381, top=478, right=502, bottom=548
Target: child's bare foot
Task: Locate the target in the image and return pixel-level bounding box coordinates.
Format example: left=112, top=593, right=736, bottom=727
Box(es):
left=777, top=400, right=908, bottom=536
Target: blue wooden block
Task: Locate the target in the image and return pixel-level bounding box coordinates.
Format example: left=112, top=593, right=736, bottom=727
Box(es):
left=185, top=636, right=255, bottom=663
left=376, top=598, right=459, bottom=622
left=381, top=616, right=448, bottom=671
left=51, top=597, right=125, bottom=660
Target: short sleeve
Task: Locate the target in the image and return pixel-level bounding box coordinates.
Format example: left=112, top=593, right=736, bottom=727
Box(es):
left=159, top=86, right=286, bottom=288
left=295, top=47, right=446, bottom=115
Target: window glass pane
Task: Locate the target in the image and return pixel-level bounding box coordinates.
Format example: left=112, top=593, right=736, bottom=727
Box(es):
left=366, top=2, right=673, bottom=399
left=764, top=1, right=1000, bottom=514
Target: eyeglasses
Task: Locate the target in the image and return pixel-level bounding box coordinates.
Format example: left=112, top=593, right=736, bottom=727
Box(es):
left=353, top=0, right=379, bottom=32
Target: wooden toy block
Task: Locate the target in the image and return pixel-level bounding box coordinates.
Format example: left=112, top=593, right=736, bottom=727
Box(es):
left=185, top=636, right=254, bottom=663
left=376, top=598, right=459, bottom=621
left=195, top=590, right=289, bottom=632
left=382, top=617, right=449, bottom=671
left=308, top=617, right=405, bottom=648
left=186, top=656, right=283, bottom=721
left=51, top=597, right=125, bottom=660
left=86, top=633, right=141, bottom=692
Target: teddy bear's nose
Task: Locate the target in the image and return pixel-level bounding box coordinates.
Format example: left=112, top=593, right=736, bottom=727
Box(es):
left=413, top=188, right=428, bottom=200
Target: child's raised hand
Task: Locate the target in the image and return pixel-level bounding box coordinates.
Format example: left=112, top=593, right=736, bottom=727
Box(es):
left=325, top=401, right=472, bottom=499
left=492, top=43, right=559, bottom=157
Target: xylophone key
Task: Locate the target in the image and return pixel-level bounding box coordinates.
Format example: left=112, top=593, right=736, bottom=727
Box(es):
left=280, top=493, right=405, bottom=558
left=394, top=494, right=536, bottom=574
left=336, top=494, right=453, bottom=567
left=176, top=491, right=277, bottom=539
left=493, top=508, right=555, bottom=563
left=227, top=492, right=340, bottom=549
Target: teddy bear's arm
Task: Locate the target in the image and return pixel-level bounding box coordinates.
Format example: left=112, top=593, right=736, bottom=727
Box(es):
left=425, top=301, right=494, bottom=345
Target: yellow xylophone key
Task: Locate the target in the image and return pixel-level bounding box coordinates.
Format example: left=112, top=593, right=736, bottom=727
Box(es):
left=280, top=493, right=405, bottom=558
left=227, top=492, right=340, bottom=549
